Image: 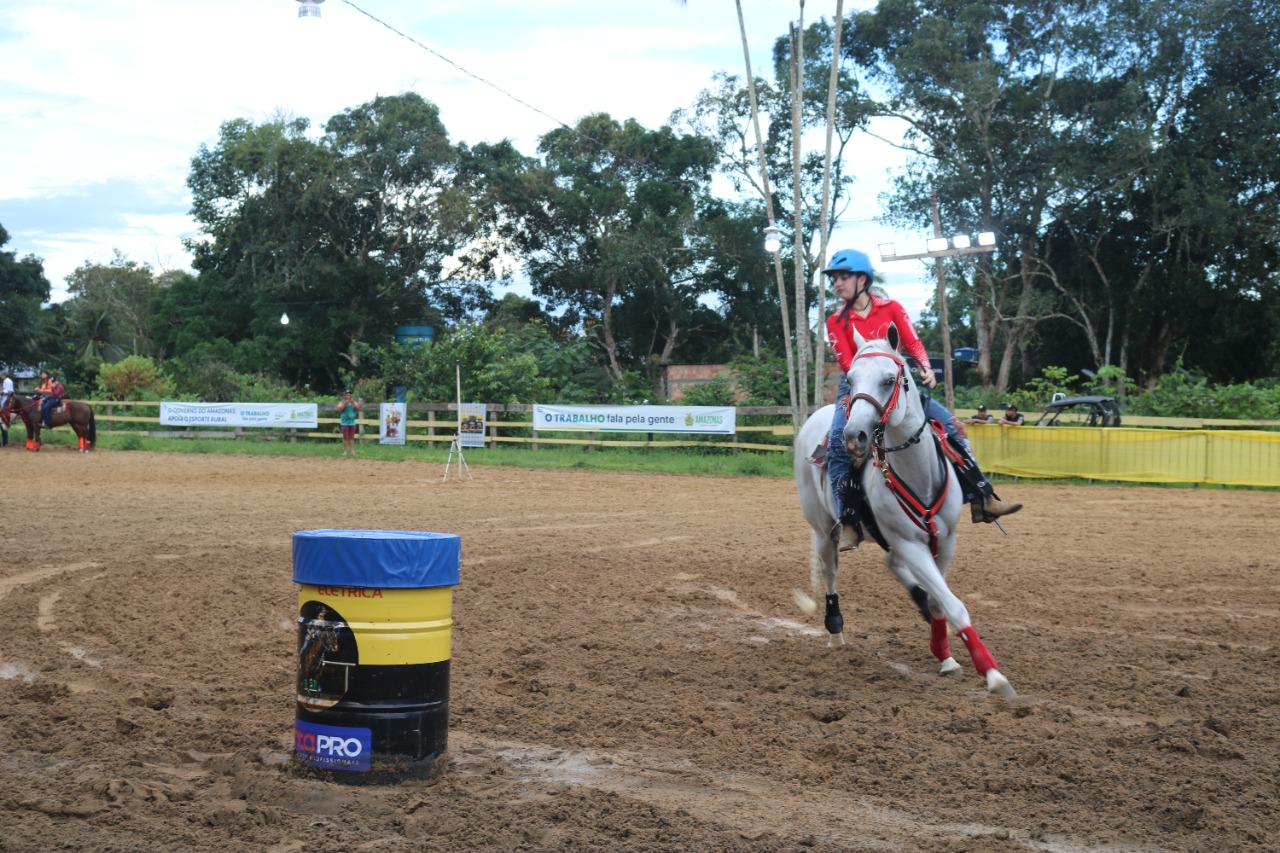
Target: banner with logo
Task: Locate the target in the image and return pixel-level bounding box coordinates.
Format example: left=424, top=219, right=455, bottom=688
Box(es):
left=458, top=403, right=487, bottom=448
left=379, top=403, right=407, bottom=445
left=532, top=404, right=735, bottom=435
left=160, top=402, right=318, bottom=429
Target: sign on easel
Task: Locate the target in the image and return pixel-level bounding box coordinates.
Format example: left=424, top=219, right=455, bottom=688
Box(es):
left=444, top=364, right=475, bottom=481
left=458, top=403, right=486, bottom=448
left=379, top=403, right=406, bottom=445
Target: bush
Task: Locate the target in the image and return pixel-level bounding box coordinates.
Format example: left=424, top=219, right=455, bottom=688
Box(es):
left=97, top=355, right=176, bottom=401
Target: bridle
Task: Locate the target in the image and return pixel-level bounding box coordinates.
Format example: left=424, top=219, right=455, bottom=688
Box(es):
left=2, top=395, right=40, bottom=422
left=846, top=348, right=952, bottom=557
left=846, top=349, right=929, bottom=450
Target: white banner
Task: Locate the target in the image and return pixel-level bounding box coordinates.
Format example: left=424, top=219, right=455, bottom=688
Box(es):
left=533, top=404, right=736, bottom=435
left=458, top=403, right=487, bottom=448
left=160, top=402, right=318, bottom=429
left=379, top=403, right=406, bottom=445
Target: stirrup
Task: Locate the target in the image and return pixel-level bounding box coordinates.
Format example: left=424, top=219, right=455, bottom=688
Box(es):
left=830, top=518, right=863, bottom=552
left=838, top=523, right=862, bottom=552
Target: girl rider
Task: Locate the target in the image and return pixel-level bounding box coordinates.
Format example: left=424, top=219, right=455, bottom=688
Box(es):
left=822, top=248, right=1022, bottom=551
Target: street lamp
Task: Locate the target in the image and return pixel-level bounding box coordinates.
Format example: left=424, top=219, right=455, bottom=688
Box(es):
left=280, top=312, right=290, bottom=325
left=878, top=220, right=998, bottom=410
left=764, top=225, right=782, bottom=254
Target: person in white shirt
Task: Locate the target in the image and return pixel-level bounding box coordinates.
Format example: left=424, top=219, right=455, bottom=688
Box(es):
left=0, top=370, right=13, bottom=447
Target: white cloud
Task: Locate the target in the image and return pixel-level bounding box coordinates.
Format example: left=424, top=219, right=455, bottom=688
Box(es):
left=0, top=0, right=941, bottom=318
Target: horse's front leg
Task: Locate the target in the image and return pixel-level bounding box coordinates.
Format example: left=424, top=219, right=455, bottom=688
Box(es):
left=887, top=553, right=961, bottom=676
left=888, top=545, right=1014, bottom=698
left=799, top=528, right=845, bottom=647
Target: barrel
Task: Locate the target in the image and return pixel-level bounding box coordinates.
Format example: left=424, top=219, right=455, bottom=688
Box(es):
left=292, top=529, right=460, bottom=782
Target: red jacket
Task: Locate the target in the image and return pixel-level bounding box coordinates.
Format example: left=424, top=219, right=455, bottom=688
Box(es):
left=825, top=294, right=930, bottom=373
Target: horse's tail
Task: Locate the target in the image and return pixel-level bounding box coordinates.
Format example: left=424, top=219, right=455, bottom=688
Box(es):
left=86, top=406, right=97, bottom=447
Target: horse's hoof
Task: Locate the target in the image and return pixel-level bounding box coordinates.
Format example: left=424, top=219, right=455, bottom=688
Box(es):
left=827, top=632, right=845, bottom=649
left=985, top=669, right=1017, bottom=700
left=939, top=657, right=961, bottom=676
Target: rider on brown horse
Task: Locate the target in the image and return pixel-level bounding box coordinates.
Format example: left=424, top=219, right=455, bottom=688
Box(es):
left=36, top=371, right=65, bottom=428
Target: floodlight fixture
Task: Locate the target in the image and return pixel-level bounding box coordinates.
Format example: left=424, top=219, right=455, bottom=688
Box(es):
left=978, top=231, right=996, bottom=246
left=926, top=237, right=949, bottom=253
left=280, top=312, right=290, bottom=325
left=878, top=243, right=897, bottom=259
left=952, top=234, right=971, bottom=249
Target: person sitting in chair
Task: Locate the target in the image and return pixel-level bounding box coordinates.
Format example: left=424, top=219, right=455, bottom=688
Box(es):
left=822, top=248, right=1022, bottom=552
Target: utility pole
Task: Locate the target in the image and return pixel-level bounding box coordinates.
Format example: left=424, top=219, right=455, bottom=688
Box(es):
left=930, top=192, right=954, bottom=410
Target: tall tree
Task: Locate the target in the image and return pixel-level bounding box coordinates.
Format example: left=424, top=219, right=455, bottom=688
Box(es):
left=182, top=93, right=487, bottom=391
left=0, top=223, right=52, bottom=369
left=850, top=0, right=1280, bottom=390
left=62, top=251, right=160, bottom=366
left=506, top=113, right=717, bottom=388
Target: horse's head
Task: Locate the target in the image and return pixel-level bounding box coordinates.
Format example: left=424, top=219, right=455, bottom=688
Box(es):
left=843, top=325, right=921, bottom=459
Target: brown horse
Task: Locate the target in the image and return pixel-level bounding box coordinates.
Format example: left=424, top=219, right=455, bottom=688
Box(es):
left=1, top=392, right=96, bottom=452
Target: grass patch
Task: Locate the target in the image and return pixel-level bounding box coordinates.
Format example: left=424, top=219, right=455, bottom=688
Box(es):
left=26, top=429, right=1274, bottom=490
left=72, top=431, right=797, bottom=477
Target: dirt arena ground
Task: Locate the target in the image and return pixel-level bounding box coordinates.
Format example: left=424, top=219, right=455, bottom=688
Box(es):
left=1, top=448, right=1277, bottom=852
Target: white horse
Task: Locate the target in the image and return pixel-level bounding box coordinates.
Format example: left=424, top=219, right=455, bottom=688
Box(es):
left=794, top=329, right=1015, bottom=699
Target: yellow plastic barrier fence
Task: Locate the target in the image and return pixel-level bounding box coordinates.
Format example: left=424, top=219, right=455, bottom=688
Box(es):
left=967, top=424, right=1280, bottom=487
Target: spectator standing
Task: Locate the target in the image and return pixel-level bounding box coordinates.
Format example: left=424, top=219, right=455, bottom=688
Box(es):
left=0, top=369, right=11, bottom=447
left=967, top=405, right=994, bottom=425
left=337, top=390, right=362, bottom=457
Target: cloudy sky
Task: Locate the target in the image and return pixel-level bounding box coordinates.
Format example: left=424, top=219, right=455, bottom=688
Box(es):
left=0, top=0, right=939, bottom=319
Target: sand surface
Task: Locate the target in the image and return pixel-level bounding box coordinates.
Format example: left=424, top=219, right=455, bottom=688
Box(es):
left=1, top=448, right=1277, bottom=852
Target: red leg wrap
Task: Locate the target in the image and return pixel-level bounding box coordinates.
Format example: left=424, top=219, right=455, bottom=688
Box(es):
left=957, top=627, right=998, bottom=676
left=929, top=617, right=952, bottom=661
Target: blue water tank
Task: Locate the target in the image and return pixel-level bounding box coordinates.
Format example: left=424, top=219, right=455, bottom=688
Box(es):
left=953, top=347, right=978, bottom=364
left=394, top=325, right=435, bottom=347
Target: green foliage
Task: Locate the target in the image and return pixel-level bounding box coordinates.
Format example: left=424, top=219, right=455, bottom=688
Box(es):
left=0, top=222, right=52, bottom=368
left=1124, top=362, right=1280, bottom=420
left=376, top=324, right=552, bottom=405
left=1084, top=365, right=1137, bottom=398
left=97, top=355, right=176, bottom=401
left=163, top=338, right=294, bottom=402
left=681, top=374, right=738, bottom=407
left=351, top=377, right=388, bottom=404
left=726, top=353, right=791, bottom=405
left=62, top=252, right=160, bottom=365
left=1004, top=366, right=1079, bottom=411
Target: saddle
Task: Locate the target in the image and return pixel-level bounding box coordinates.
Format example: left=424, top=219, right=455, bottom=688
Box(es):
left=42, top=402, right=64, bottom=429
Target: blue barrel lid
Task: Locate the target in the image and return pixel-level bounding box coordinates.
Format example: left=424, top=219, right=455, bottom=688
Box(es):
left=292, top=529, right=460, bottom=588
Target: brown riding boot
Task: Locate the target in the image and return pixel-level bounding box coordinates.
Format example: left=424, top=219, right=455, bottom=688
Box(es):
left=830, top=519, right=863, bottom=552
left=971, top=496, right=1023, bottom=523
left=838, top=522, right=863, bottom=552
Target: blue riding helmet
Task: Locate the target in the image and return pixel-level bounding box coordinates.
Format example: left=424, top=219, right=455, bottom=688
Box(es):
left=822, top=248, right=875, bottom=278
